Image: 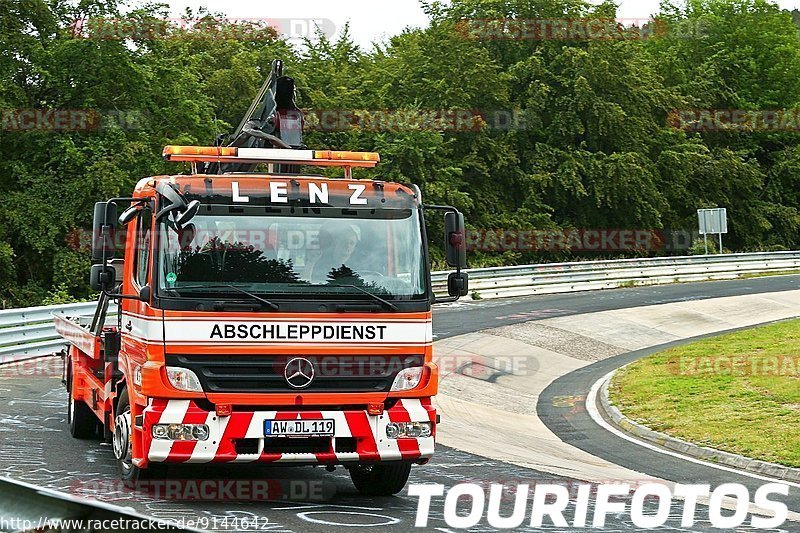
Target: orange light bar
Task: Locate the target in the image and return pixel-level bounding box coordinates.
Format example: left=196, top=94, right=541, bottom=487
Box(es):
left=314, top=150, right=380, bottom=163
left=162, top=145, right=380, bottom=168
left=163, top=146, right=238, bottom=160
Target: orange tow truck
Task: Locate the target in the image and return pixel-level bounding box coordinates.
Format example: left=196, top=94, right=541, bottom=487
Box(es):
left=55, top=60, right=468, bottom=495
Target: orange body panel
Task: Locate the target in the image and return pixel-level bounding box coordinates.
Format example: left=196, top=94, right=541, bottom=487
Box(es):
left=65, top=173, right=438, bottom=469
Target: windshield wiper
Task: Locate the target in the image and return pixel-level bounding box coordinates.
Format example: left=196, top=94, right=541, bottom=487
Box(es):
left=166, top=284, right=279, bottom=311
left=332, top=284, right=398, bottom=312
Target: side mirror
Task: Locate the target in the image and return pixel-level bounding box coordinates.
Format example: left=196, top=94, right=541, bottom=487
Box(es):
left=138, top=285, right=152, bottom=303
left=92, top=202, right=118, bottom=262
left=444, top=211, right=467, bottom=269
left=90, top=264, right=117, bottom=291
left=176, top=200, right=201, bottom=227
left=118, top=205, right=141, bottom=226
left=447, top=272, right=469, bottom=298
left=155, top=181, right=200, bottom=226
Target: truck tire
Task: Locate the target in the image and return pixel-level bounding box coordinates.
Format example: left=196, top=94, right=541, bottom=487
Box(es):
left=67, top=368, right=97, bottom=439
left=349, top=462, right=412, bottom=496
left=115, top=388, right=166, bottom=487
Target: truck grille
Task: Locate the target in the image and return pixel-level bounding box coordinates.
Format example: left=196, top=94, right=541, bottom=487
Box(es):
left=165, top=354, right=425, bottom=393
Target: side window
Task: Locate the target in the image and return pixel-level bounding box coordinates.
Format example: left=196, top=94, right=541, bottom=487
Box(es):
left=133, top=209, right=152, bottom=288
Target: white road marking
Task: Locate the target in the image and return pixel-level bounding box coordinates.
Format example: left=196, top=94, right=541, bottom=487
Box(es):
left=586, top=370, right=800, bottom=489
left=296, top=511, right=400, bottom=527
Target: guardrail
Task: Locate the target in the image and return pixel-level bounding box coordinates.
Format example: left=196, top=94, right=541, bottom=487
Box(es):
left=0, top=476, right=193, bottom=532
left=1, top=252, right=798, bottom=364
left=430, top=250, right=800, bottom=298
left=0, top=301, right=116, bottom=363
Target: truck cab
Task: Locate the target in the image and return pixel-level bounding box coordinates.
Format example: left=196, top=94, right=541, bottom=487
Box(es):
left=57, top=145, right=468, bottom=495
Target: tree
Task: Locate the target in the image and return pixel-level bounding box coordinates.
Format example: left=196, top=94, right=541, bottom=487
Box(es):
left=3, top=0, right=800, bottom=305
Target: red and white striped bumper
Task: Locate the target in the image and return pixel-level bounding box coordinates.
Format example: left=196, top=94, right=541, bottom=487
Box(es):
left=143, top=399, right=435, bottom=464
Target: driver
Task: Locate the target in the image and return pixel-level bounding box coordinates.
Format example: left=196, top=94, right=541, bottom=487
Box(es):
left=309, top=224, right=361, bottom=282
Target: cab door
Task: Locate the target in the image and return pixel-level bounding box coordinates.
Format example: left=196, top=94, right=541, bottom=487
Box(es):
left=120, top=206, right=157, bottom=398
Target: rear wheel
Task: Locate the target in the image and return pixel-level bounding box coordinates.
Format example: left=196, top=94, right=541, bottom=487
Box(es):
left=349, top=462, right=412, bottom=496
left=67, top=368, right=97, bottom=439
left=115, top=388, right=165, bottom=487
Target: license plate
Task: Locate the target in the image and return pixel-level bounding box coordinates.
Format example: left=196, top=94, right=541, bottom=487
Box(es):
left=265, top=419, right=335, bottom=437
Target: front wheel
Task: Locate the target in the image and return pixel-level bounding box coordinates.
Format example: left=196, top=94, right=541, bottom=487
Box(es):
left=67, top=367, right=97, bottom=439
left=349, top=462, right=412, bottom=496
left=114, top=388, right=165, bottom=487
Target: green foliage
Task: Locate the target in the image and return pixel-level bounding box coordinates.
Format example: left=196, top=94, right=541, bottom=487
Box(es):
left=688, top=237, right=718, bottom=255
left=41, top=283, right=82, bottom=306
left=611, top=317, right=800, bottom=467
left=2, top=0, right=800, bottom=306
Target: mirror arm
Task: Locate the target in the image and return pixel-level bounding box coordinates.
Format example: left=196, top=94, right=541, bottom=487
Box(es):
left=155, top=204, right=177, bottom=221
left=432, top=294, right=458, bottom=304
left=119, top=202, right=147, bottom=226
left=101, top=288, right=147, bottom=301
left=423, top=204, right=458, bottom=210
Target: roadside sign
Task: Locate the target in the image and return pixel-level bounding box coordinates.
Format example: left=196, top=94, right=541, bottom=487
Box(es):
left=698, top=208, right=728, bottom=235
left=697, top=208, right=727, bottom=254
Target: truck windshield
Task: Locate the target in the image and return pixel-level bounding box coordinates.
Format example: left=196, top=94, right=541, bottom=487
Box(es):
left=157, top=206, right=427, bottom=301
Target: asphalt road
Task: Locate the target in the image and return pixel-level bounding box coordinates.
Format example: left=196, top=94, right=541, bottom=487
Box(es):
left=2, top=275, right=799, bottom=532
left=434, top=274, right=800, bottom=340
left=538, top=333, right=800, bottom=512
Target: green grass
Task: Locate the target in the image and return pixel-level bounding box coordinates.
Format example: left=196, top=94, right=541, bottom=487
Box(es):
left=739, top=269, right=800, bottom=280
left=610, top=318, right=800, bottom=467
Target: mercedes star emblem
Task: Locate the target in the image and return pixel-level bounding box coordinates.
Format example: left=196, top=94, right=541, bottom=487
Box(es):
left=284, top=357, right=315, bottom=389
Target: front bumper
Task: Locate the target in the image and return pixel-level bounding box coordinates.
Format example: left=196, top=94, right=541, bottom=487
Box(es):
left=142, top=399, right=436, bottom=465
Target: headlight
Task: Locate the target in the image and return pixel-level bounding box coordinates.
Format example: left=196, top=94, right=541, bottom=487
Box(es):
left=152, top=424, right=169, bottom=439
left=166, top=366, right=203, bottom=392
left=386, top=422, right=433, bottom=439
left=152, top=423, right=210, bottom=441
left=391, top=366, right=424, bottom=392
left=192, top=424, right=210, bottom=441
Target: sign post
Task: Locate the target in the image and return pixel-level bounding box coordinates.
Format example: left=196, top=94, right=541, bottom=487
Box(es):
left=697, top=208, right=728, bottom=254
